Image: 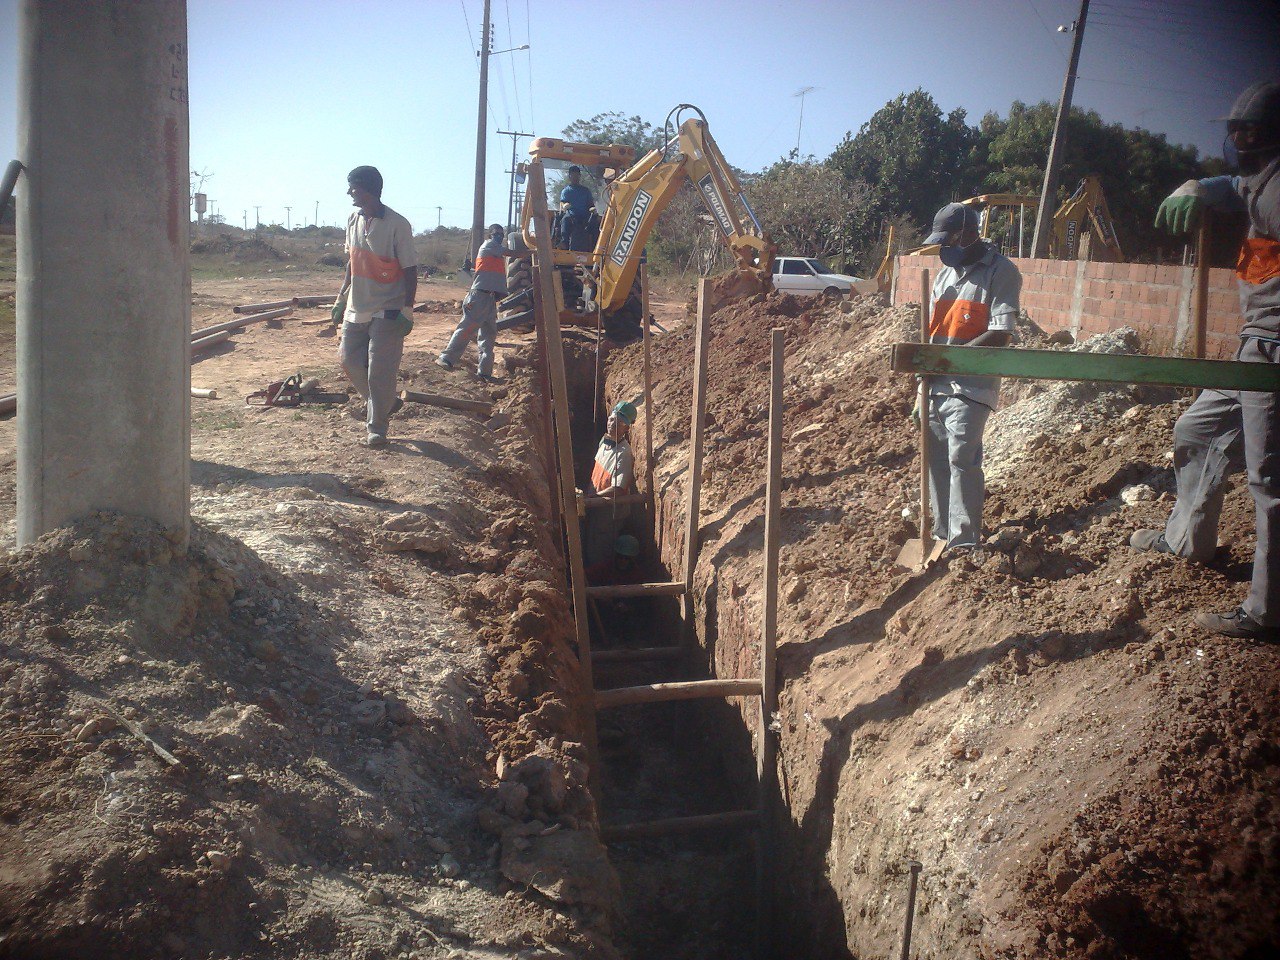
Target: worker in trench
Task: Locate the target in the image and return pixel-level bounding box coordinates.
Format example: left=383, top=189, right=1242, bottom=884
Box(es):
left=1131, top=80, right=1280, bottom=642
left=437, top=224, right=519, bottom=381
left=332, top=166, right=418, bottom=449
left=581, top=401, right=639, bottom=569
left=915, top=202, right=1022, bottom=551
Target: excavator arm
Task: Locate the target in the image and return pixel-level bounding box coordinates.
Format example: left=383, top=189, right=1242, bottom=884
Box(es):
left=593, top=105, right=774, bottom=313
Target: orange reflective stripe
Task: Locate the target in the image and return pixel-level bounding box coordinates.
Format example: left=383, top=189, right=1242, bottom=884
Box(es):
left=930, top=298, right=990, bottom=342
left=591, top=461, right=611, bottom=492
left=475, top=255, right=505, bottom=274
left=1236, top=236, right=1280, bottom=285
left=351, top=247, right=403, bottom=284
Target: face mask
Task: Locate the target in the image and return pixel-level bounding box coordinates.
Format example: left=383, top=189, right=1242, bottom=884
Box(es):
left=938, top=245, right=966, bottom=268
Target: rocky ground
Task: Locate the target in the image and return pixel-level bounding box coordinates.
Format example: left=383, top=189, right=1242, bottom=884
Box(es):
left=604, top=289, right=1280, bottom=959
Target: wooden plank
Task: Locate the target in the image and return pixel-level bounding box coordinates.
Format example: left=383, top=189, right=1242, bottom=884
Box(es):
left=1191, top=216, right=1211, bottom=359
left=917, top=270, right=937, bottom=564
left=399, top=389, right=492, bottom=416
left=190, top=306, right=292, bottom=341
left=756, top=328, right=784, bottom=953
left=582, top=491, right=648, bottom=510
left=527, top=161, right=599, bottom=774
left=681, top=278, right=711, bottom=614
left=585, top=580, right=687, bottom=599
left=591, top=646, right=684, bottom=664
left=641, top=262, right=655, bottom=504
left=595, top=677, right=762, bottom=709
left=601, top=809, right=760, bottom=841
left=890, top=342, right=1280, bottom=392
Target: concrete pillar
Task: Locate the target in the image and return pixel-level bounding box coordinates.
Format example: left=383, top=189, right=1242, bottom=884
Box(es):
left=17, top=0, right=191, bottom=547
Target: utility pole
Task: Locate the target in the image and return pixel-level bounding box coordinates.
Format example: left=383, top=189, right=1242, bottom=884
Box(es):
left=242, top=210, right=247, bottom=229
left=253, top=205, right=261, bottom=228
left=793, top=86, right=815, bottom=155
left=284, top=206, right=291, bottom=231
left=498, top=129, right=534, bottom=230
left=436, top=206, right=443, bottom=228
left=470, top=0, right=493, bottom=259
left=314, top=200, right=319, bottom=228
left=1031, top=0, right=1089, bottom=258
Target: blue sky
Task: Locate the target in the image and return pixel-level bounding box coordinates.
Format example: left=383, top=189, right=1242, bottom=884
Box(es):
left=1, top=0, right=1276, bottom=233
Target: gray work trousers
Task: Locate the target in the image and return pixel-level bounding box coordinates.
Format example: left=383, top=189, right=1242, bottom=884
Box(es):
left=926, top=394, right=991, bottom=549
left=339, top=316, right=405, bottom=437
left=1162, top=337, right=1279, bottom=625
left=441, top=290, right=498, bottom=376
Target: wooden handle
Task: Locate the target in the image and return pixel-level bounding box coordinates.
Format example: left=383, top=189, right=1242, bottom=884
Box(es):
left=918, top=270, right=933, bottom=555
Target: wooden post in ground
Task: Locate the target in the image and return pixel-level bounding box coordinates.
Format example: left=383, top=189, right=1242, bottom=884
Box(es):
left=755, top=327, right=784, bottom=957
left=1191, top=216, right=1212, bottom=359
left=681, top=278, right=712, bottom=645
left=527, top=161, right=599, bottom=775
left=917, top=270, right=935, bottom=564
left=641, top=263, right=655, bottom=506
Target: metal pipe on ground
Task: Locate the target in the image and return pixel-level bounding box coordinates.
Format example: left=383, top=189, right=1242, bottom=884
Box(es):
left=292, top=295, right=336, bottom=307
left=398, top=389, right=492, bottom=417
left=233, top=298, right=293, bottom=314
left=0, top=393, right=15, bottom=417
left=190, top=331, right=231, bottom=354
left=0, top=160, right=23, bottom=219
left=190, top=306, right=292, bottom=341
left=190, top=388, right=218, bottom=399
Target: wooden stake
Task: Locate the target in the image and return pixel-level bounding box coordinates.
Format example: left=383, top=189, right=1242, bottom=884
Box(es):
left=398, top=389, right=492, bottom=417
left=595, top=677, right=763, bottom=710
left=917, top=270, right=935, bottom=563
left=527, top=161, right=599, bottom=774
left=641, top=262, right=655, bottom=504
left=756, top=327, right=784, bottom=956
left=1191, top=215, right=1211, bottom=359
left=680, top=279, right=712, bottom=642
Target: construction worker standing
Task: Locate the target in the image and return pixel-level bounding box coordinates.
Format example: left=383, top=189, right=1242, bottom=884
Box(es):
left=583, top=401, right=638, bottom=566
left=917, top=202, right=1021, bottom=551
left=1131, top=81, right=1280, bottom=642
left=438, top=224, right=516, bottom=380
left=335, top=165, right=418, bottom=448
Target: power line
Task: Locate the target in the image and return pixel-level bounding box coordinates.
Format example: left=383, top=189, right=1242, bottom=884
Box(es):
left=524, top=0, right=535, bottom=131
left=504, top=0, right=524, bottom=132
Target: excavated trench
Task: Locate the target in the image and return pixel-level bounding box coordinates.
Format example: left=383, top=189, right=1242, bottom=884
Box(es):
left=559, top=338, right=762, bottom=959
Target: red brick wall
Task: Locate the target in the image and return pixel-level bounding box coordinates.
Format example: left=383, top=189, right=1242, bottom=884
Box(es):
left=892, top=255, right=1242, bottom=360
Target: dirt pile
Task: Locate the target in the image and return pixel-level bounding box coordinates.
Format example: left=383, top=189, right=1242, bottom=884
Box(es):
left=605, top=290, right=1280, bottom=958
left=191, top=235, right=287, bottom=261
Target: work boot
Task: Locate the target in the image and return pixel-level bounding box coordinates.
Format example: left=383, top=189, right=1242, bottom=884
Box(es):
left=1129, top=529, right=1174, bottom=554
left=435, top=357, right=455, bottom=371
left=1193, top=607, right=1279, bottom=642
left=389, top=396, right=404, bottom=417
left=365, top=432, right=388, bottom=449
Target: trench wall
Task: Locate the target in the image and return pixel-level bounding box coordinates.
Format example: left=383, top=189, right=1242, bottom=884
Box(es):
left=892, top=254, right=1243, bottom=359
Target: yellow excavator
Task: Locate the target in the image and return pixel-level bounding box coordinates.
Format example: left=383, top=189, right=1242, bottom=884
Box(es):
left=501, top=104, right=775, bottom=339
left=909, top=175, right=1125, bottom=262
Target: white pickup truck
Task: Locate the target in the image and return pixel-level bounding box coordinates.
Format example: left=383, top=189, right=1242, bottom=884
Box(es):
left=771, top=256, right=864, bottom=297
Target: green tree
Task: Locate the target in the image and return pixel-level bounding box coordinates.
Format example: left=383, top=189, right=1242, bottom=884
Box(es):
left=746, top=158, right=874, bottom=263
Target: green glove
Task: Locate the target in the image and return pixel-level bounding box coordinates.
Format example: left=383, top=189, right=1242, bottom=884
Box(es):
left=1154, top=190, right=1203, bottom=235
left=911, top=401, right=921, bottom=429
left=390, top=309, right=414, bottom=338
left=330, top=291, right=348, bottom=324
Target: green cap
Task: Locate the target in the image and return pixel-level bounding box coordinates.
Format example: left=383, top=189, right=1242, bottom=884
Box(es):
left=612, top=401, right=637, bottom=425
left=614, top=534, right=640, bottom=557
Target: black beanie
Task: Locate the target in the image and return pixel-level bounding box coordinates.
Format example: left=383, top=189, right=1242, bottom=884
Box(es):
left=347, top=165, right=383, bottom=197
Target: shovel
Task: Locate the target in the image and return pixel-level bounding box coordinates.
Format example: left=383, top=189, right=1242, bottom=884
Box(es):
left=896, top=270, right=946, bottom=571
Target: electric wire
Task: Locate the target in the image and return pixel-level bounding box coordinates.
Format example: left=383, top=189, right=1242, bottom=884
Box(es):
left=504, top=0, right=525, bottom=132
left=524, top=0, right=536, bottom=131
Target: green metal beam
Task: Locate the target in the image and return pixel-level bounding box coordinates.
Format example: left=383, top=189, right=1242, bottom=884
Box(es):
left=890, top=343, right=1280, bottom=393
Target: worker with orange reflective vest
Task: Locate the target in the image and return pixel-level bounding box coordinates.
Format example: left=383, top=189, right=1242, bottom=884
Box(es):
left=437, top=224, right=518, bottom=380
left=914, top=202, right=1021, bottom=551
left=1131, top=80, right=1280, bottom=642
left=335, top=165, right=418, bottom=448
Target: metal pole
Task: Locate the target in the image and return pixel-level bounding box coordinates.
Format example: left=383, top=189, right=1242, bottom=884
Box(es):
left=253, top=205, right=261, bottom=227
left=314, top=200, right=319, bottom=227
left=1030, top=0, right=1089, bottom=258
left=0, top=160, right=24, bottom=219
left=470, top=0, right=492, bottom=259
left=17, top=0, right=191, bottom=546
left=900, top=860, right=923, bottom=960
left=284, top=206, right=290, bottom=231
left=1191, top=215, right=1212, bottom=359
left=436, top=206, right=442, bottom=228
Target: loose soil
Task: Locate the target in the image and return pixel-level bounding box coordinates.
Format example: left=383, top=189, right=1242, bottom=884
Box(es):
left=603, top=289, right=1280, bottom=959
left=0, top=265, right=685, bottom=960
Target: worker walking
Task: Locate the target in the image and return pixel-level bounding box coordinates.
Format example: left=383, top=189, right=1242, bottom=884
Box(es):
left=1131, top=81, right=1280, bottom=642
left=917, top=202, right=1020, bottom=550
left=438, top=224, right=516, bottom=380
left=334, top=165, right=418, bottom=448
